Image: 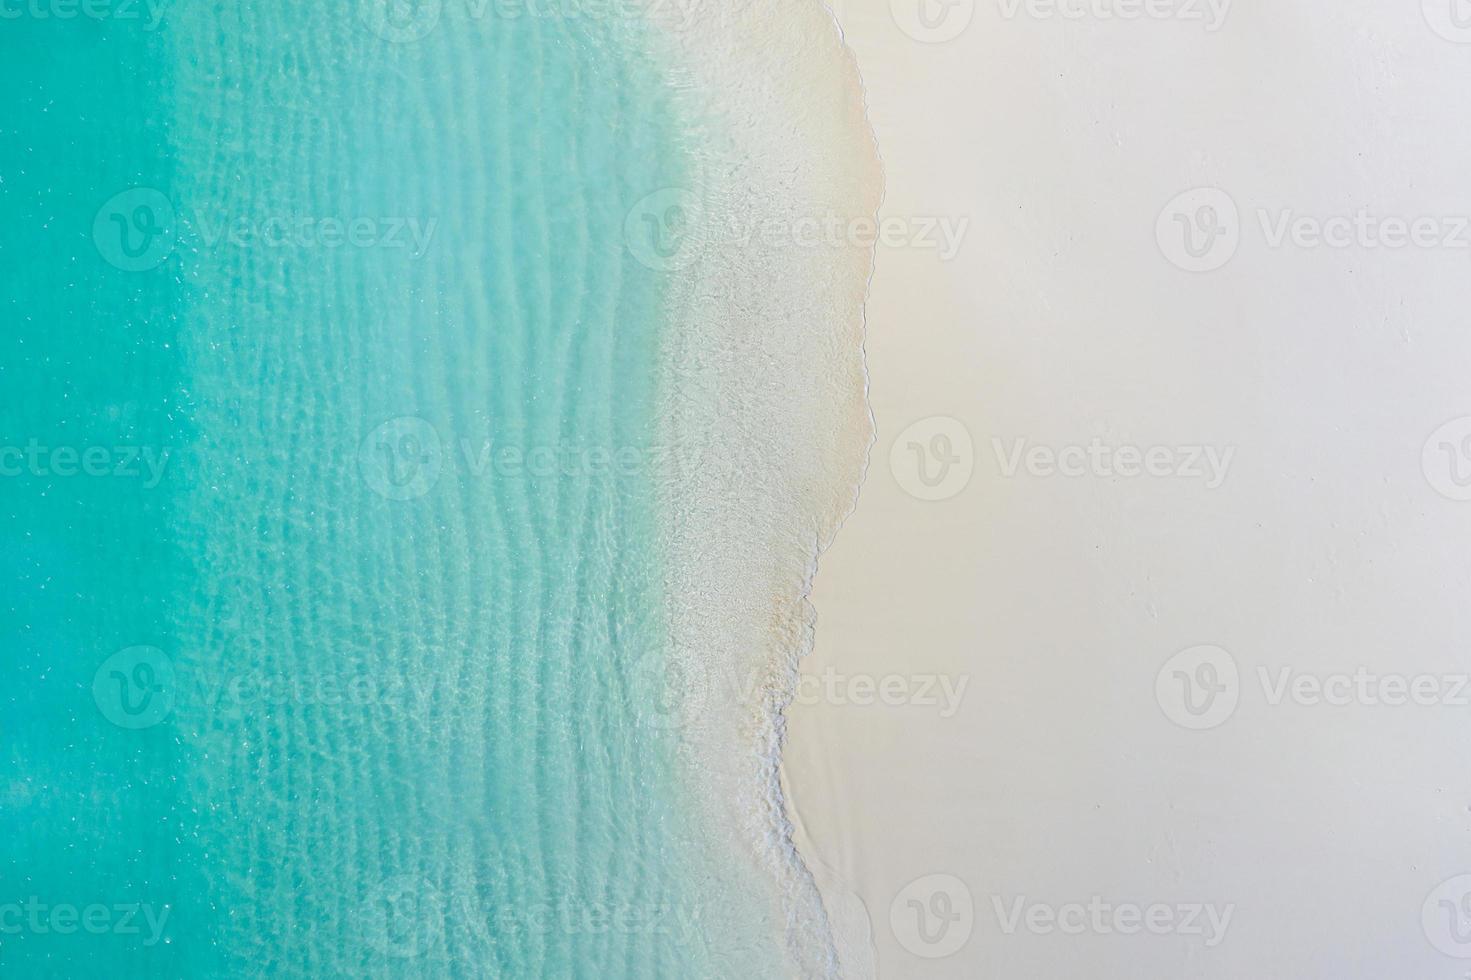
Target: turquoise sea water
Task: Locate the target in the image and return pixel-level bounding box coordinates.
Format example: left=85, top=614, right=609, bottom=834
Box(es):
left=2, top=4, right=786, bottom=977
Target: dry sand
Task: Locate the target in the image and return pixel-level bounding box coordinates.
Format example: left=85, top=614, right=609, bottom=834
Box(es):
left=787, top=1, right=1471, bottom=976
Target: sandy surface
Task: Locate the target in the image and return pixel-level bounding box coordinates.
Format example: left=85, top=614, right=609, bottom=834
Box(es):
left=786, top=1, right=1471, bottom=976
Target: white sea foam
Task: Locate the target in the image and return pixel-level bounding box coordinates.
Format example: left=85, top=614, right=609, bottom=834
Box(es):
left=644, top=4, right=883, bottom=975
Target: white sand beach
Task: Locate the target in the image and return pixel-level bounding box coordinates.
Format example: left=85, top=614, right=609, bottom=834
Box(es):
left=788, top=1, right=1471, bottom=976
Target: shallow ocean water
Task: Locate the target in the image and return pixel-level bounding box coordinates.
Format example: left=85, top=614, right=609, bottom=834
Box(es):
left=1, top=4, right=787, bottom=976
